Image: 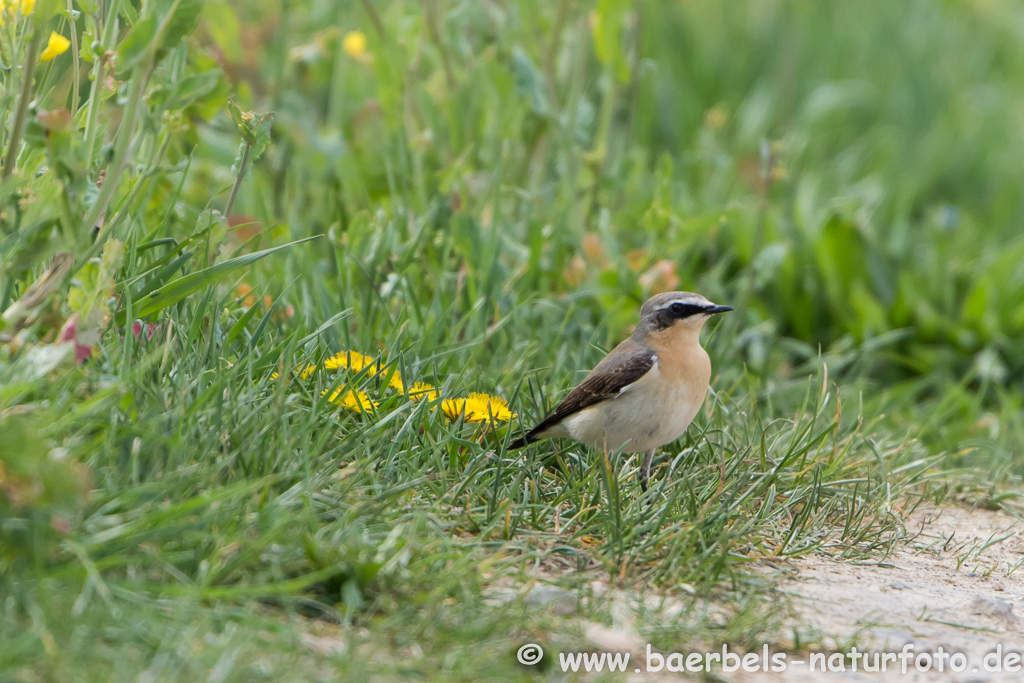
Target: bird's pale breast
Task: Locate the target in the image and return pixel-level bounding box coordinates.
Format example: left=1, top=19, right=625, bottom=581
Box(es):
left=562, top=347, right=710, bottom=453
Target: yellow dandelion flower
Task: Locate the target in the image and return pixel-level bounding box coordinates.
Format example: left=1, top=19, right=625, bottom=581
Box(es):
left=441, top=398, right=471, bottom=422
left=40, top=32, right=71, bottom=62
left=269, top=364, right=317, bottom=381
left=441, top=393, right=515, bottom=423
left=342, top=30, right=368, bottom=60
left=384, top=369, right=404, bottom=392
left=408, top=382, right=438, bottom=402
left=324, top=350, right=378, bottom=375
left=19, top=0, right=34, bottom=15
left=466, top=392, right=516, bottom=422
left=324, top=386, right=378, bottom=413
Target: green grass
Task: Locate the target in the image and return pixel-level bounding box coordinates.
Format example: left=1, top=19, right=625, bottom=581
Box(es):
left=2, top=0, right=1024, bottom=680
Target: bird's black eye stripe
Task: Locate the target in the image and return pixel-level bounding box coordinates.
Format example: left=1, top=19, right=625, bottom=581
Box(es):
left=668, top=302, right=705, bottom=318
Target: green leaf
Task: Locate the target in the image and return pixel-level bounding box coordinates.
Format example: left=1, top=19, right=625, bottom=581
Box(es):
left=155, top=0, right=203, bottom=50
left=150, top=70, right=223, bottom=110
left=117, top=14, right=157, bottom=71
left=33, top=0, right=64, bottom=19
left=202, top=1, right=243, bottom=63
left=79, top=31, right=96, bottom=64
left=185, top=289, right=213, bottom=345
left=591, top=0, right=632, bottom=84
left=118, top=1, right=139, bottom=24
left=227, top=100, right=275, bottom=170
left=69, top=240, right=124, bottom=322
left=132, top=251, right=194, bottom=299
left=247, top=112, right=274, bottom=162
left=225, top=303, right=260, bottom=347
left=115, top=236, right=321, bottom=324
left=227, top=99, right=246, bottom=132
left=510, top=47, right=549, bottom=115
left=815, top=214, right=867, bottom=307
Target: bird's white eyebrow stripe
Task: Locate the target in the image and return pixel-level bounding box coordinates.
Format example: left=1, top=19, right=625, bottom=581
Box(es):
left=657, top=299, right=699, bottom=310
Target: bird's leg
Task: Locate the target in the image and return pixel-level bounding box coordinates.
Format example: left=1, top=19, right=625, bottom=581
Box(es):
left=640, top=449, right=656, bottom=492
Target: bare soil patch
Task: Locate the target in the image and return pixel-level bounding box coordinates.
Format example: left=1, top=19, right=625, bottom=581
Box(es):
left=730, top=505, right=1024, bottom=682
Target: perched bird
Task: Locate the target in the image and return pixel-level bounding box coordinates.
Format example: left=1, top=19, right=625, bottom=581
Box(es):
left=508, top=292, right=732, bottom=491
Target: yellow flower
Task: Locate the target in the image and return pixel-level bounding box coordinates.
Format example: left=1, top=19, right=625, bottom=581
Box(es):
left=39, top=32, right=71, bottom=62
left=19, top=0, right=34, bottom=15
left=441, top=398, right=471, bottom=422
left=324, top=350, right=378, bottom=375
left=342, top=30, right=369, bottom=62
left=384, top=369, right=404, bottom=392
left=408, top=382, right=438, bottom=402
left=442, top=393, right=516, bottom=423
left=466, top=392, right=516, bottom=422
left=324, top=386, right=378, bottom=413
left=270, top=364, right=317, bottom=381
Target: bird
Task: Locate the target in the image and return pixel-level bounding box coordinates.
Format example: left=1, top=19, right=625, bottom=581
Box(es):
left=508, top=291, right=733, bottom=491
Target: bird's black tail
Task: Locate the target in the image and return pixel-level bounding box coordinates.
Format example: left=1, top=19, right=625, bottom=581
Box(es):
left=508, top=426, right=544, bottom=449
left=506, top=435, right=531, bottom=450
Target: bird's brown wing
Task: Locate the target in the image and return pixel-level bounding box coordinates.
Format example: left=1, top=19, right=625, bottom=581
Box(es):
left=509, top=350, right=655, bottom=448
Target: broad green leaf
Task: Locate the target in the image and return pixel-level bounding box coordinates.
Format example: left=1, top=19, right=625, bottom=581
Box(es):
left=116, top=236, right=320, bottom=323
left=117, top=15, right=157, bottom=71
left=150, top=70, right=223, bottom=110
left=79, top=31, right=96, bottom=63
left=155, top=0, right=203, bottom=50
left=118, top=1, right=139, bottom=23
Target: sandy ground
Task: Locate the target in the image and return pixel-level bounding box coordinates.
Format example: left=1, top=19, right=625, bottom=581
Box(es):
left=541, top=505, right=1024, bottom=681
left=728, top=505, right=1024, bottom=682
left=571, top=505, right=1024, bottom=682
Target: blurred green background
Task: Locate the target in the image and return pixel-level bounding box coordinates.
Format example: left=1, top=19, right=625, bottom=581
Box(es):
left=197, top=0, right=1024, bottom=383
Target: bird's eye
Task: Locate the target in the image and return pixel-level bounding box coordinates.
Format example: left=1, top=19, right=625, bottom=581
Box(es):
left=669, top=302, right=687, bottom=316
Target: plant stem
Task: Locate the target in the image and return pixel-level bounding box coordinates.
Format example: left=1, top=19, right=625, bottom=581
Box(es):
left=419, top=0, right=455, bottom=92
left=67, top=0, right=81, bottom=111
left=80, top=63, right=150, bottom=239
left=2, top=27, right=44, bottom=179
left=84, top=0, right=122, bottom=171
left=544, top=0, right=570, bottom=107
left=358, top=0, right=386, bottom=40
left=224, top=141, right=251, bottom=218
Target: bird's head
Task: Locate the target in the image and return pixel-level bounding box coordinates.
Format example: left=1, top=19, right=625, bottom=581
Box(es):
left=637, top=291, right=733, bottom=335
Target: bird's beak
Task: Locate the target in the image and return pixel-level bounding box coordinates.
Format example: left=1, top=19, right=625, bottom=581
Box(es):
left=707, top=304, right=734, bottom=314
